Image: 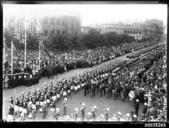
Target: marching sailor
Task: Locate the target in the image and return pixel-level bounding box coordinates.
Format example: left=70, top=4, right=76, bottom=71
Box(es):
left=80, top=102, right=86, bottom=121
left=91, top=105, right=97, bottom=121
left=14, top=97, right=20, bottom=117
left=32, top=102, right=36, bottom=120
left=105, top=107, right=110, bottom=121
left=117, top=111, right=122, bottom=121
left=63, top=90, right=67, bottom=98
left=54, top=107, right=60, bottom=120
left=126, top=113, right=131, bottom=121
left=9, top=96, right=14, bottom=105
left=42, top=100, right=47, bottom=119
left=63, top=97, right=67, bottom=115
left=74, top=108, right=79, bottom=121
left=87, top=112, right=92, bottom=121
left=7, top=104, right=14, bottom=122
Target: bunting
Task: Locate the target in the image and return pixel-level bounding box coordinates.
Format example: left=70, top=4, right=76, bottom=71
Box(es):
left=13, top=42, right=19, bottom=57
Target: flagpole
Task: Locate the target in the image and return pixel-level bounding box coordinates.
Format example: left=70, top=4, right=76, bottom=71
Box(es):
left=3, top=38, right=6, bottom=64
left=11, top=41, right=13, bottom=75
left=3, top=38, right=6, bottom=83
left=24, top=21, right=27, bottom=68
left=39, top=40, right=41, bottom=70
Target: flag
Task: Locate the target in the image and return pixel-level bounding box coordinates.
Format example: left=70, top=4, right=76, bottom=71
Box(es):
left=35, top=19, right=43, bottom=34
left=40, top=41, right=52, bottom=59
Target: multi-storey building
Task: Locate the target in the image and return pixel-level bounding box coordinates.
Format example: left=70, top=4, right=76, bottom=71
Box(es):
left=124, top=23, right=144, bottom=40
left=89, top=23, right=143, bottom=40
left=4, top=16, right=40, bottom=42
left=81, top=26, right=92, bottom=34
left=142, top=19, right=163, bottom=41
left=39, top=16, right=81, bottom=39
left=88, top=20, right=164, bottom=41
left=4, top=15, right=81, bottom=42
left=99, top=23, right=125, bottom=35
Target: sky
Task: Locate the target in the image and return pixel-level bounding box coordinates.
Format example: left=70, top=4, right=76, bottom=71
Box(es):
left=3, top=4, right=167, bottom=27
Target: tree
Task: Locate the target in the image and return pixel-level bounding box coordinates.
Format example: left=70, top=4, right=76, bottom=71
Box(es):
left=81, top=29, right=104, bottom=49
left=27, top=33, right=39, bottom=50
left=4, top=30, right=24, bottom=50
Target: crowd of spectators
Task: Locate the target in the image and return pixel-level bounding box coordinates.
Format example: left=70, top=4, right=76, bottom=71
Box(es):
left=6, top=44, right=166, bottom=122
left=3, top=41, right=157, bottom=88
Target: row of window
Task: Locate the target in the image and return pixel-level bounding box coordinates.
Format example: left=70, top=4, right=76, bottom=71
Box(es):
left=124, top=31, right=142, bottom=34
left=44, top=19, right=80, bottom=28
left=44, top=29, right=79, bottom=36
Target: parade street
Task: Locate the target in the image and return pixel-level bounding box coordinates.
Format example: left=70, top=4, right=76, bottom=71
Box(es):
left=3, top=49, right=142, bottom=121
left=3, top=4, right=167, bottom=122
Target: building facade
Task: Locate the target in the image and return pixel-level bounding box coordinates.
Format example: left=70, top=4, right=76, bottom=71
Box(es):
left=89, top=20, right=164, bottom=41
left=4, top=16, right=24, bottom=39
left=4, top=16, right=42, bottom=43
left=124, top=23, right=144, bottom=40
left=99, top=23, right=125, bottom=35
left=39, top=16, right=81, bottom=39
left=142, top=19, right=163, bottom=41
left=81, top=26, right=92, bottom=34
left=4, top=16, right=81, bottom=42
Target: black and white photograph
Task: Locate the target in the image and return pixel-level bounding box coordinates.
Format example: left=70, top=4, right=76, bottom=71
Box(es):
left=2, top=2, right=167, bottom=122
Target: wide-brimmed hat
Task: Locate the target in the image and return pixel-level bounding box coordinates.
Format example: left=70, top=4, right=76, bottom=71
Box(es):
left=88, top=112, right=92, bottom=116
left=106, top=108, right=110, bottom=111
left=136, top=99, right=139, bottom=102
left=93, top=105, right=97, bottom=109
left=126, top=113, right=130, bottom=117
left=133, top=114, right=137, bottom=118
left=81, top=102, right=86, bottom=106
left=100, top=114, right=104, bottom=118
left=55, top=108, right=60, bottom=112
left=75, top=108, right=78, bottom=112
left=117, top=111, right=122, bottom=115
left=144, top=103, right=148, bottom=106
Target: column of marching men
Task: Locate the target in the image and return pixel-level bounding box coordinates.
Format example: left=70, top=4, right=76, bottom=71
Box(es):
left=7, top=45, right=166, bottom=121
